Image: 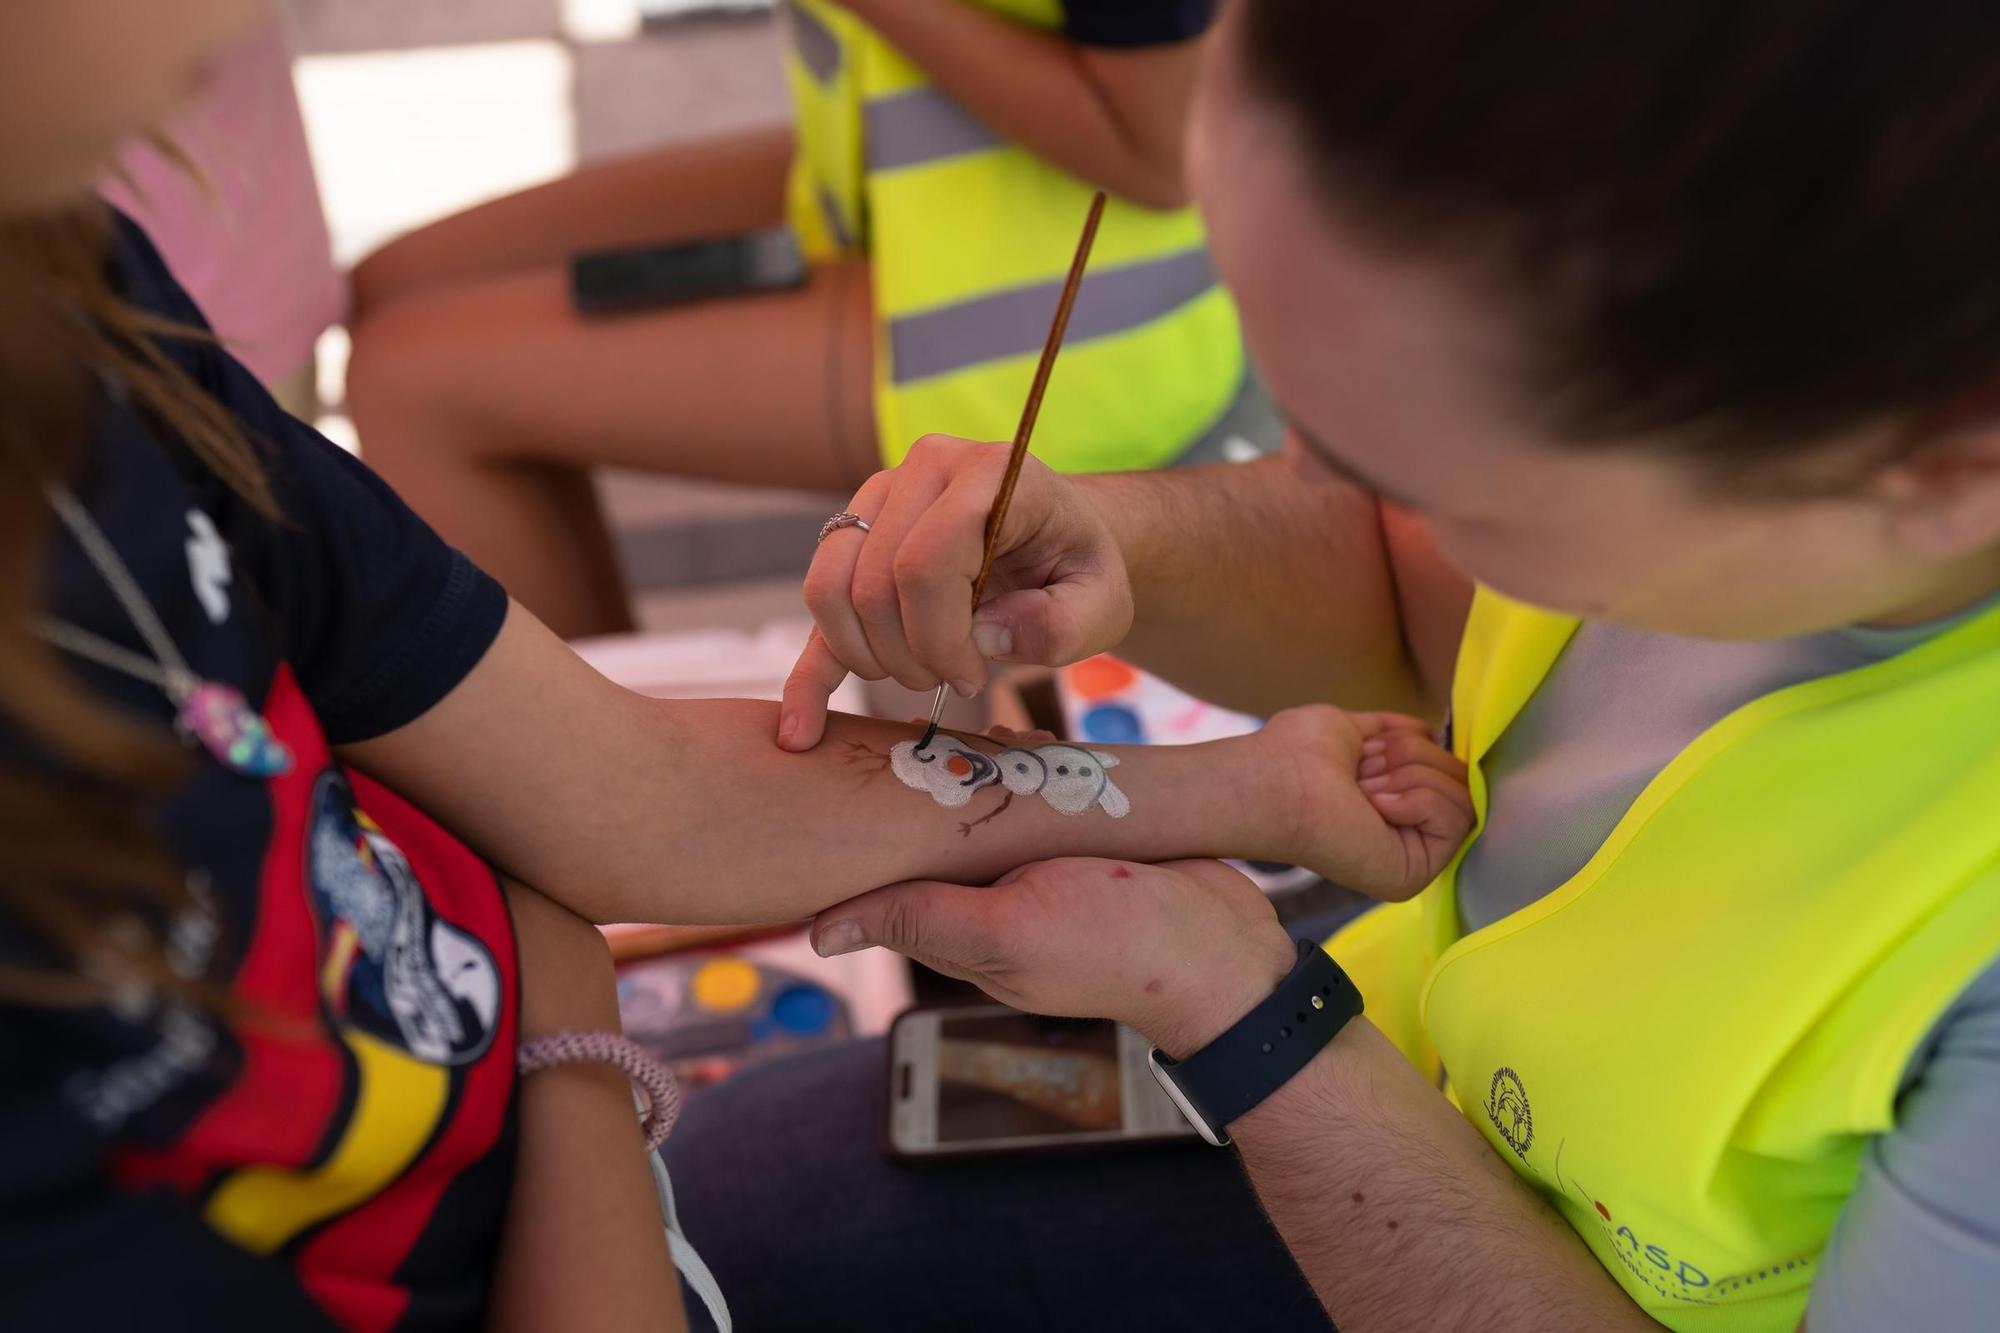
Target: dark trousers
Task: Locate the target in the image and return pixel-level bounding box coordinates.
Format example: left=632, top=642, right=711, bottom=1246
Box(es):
left=663, top=1038, right=1334, bottom=1332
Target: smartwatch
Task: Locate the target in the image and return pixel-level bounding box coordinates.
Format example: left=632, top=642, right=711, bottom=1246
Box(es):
left=1147, top=939, right=1362, bottom=1146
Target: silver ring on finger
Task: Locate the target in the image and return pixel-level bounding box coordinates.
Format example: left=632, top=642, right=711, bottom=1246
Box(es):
left=818, top=512, right=872, bottom=545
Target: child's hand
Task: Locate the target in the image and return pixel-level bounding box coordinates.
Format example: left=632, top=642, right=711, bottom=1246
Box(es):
left=1262, top=705, right=1473, bottom=901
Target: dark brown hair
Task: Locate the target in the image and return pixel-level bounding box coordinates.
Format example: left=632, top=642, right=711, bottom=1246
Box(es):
left=0, top=199, right=275, bottom=1006
left=1241, top=0, right=2000, bottom=454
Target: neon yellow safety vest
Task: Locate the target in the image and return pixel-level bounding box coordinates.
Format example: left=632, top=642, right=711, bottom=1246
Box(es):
left=777, top=0, right=1244, bottom=471
left=1328, top=588, right=2000, bottom=1331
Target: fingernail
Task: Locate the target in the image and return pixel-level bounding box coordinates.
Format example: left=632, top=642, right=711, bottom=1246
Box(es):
left=778, top=712, right=799, bottom=744
left=1359, top=755, right=1387, bottom=778
left=972, top=620, right=1013, bottom=658
left=1362, top=737, right=1387, bottom=756
left=815, top=921, right=864, bottom=957
left=951, top=679, right=979, bottom=699
left=1359, top=775, right=1388, bottom=792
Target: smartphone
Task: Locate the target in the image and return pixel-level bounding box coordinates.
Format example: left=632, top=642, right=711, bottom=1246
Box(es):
left=569, top=227, right=807, bottom=315
left=885, top=1005, right=1199, bottom=1159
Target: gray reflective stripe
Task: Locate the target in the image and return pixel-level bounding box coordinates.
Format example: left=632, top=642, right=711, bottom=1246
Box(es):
left=888, top=248, right=1216, bottom=385
left=815, top=182, right=854, bottom=250
left=864, top=87, right=1004, bottom=172
left=784, top=1, right=840, bottom=84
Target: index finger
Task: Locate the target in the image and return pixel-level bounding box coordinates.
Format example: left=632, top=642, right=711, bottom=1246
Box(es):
left=778, top=629, right=853, bottom=751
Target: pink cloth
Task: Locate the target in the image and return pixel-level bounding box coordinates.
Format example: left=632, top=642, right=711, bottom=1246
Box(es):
left=102, top=17, right=345, bottom=388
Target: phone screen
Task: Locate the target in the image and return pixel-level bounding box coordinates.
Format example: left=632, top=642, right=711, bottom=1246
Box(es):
left=934, top=1012, right=1127, bottom=1143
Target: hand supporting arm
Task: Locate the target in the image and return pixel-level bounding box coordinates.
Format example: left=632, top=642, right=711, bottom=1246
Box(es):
left=809, top=857, right=1662, bottom=1333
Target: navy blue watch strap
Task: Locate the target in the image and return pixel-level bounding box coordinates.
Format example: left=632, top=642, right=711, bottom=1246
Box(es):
left=1152, top=939, right=1362, bottom=1141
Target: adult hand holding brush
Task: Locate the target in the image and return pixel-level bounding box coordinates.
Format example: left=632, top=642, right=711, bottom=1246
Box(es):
left=781, top=193, right=1134, bottom=752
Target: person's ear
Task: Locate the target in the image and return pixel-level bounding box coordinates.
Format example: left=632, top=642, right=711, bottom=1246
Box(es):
left=1876, top=422, right=2000, bottom=559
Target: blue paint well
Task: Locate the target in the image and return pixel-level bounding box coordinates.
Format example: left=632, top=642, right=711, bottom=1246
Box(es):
left=771, top=983, right=836, bottom=1036
left=1080, top=704, right=1146, bottom=744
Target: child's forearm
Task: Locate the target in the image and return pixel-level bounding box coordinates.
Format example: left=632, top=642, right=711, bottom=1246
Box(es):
left=655, top=700, right=1288, bottom=922
left=343, top=605, right=1303, bottom=930
left=547, top=698, right=1290, bottom=926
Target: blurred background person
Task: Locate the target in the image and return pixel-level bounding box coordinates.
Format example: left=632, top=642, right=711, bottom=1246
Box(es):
left=102, top=8, right=342, bottom=422
left=345, top=0, right=1245, bottom=638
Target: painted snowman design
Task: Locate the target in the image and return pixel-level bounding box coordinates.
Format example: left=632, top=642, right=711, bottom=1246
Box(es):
left=890, top=736, right=1131, bottom=819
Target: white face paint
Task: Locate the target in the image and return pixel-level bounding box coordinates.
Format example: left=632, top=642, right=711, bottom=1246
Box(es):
left=997, top=749, right=1049, bottom=796
left=889, top=738, right=1130, bottom=821
left=888, top=737, right=996, bottom=809
left=1023, top=744, right=1128, bottom=818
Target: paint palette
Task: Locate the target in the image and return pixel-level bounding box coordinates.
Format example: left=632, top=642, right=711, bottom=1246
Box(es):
left=1058, top=655, right=1263, bottom=748
left=1057, top=655, right=1318, bottom=895
left=616, top=953, right=853, bottom=1093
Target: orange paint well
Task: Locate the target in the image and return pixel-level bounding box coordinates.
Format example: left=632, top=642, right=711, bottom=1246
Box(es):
left=1066, top=655, right=1138, bottom=701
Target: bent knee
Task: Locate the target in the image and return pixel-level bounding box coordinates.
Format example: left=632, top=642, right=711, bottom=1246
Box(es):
left=342, top=298, right=486, bottom=466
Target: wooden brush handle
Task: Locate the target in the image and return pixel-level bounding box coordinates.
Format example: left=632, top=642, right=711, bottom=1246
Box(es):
left=968, top=191, right=1108, bottom=612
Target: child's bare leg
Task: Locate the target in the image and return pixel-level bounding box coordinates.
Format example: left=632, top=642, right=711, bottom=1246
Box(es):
left=352, top=124, right=796, bottom=319
left=345, top=259, right=877, bottom=638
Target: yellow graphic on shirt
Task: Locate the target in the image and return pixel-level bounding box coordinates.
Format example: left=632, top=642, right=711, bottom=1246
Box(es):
left=204, top=1028, right=446, bottom=1254
left=201, top=775, right=500, bottom=1254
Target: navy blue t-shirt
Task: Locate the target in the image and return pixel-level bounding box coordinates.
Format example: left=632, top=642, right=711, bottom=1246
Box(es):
left=1063, top=0, right=1215, bottom=47
left=0, top=216, right=516, bottom=1331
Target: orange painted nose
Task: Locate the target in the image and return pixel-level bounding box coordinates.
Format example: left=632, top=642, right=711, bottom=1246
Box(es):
left=946, top=754, right=974, bottom=777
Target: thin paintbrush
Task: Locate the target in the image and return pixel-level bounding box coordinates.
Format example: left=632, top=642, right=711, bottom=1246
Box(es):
left=916, top=190, right=1108, bottom=752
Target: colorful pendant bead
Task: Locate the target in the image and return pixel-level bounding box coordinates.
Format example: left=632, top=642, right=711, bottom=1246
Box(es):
left=176, top=680, right=292, bottom=777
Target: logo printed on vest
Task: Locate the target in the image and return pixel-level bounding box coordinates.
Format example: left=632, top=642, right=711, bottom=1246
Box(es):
left=1485, top=1066, right=1533, bottom=1158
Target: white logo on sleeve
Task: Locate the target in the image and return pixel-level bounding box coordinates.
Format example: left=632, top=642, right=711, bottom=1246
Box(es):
left=184, top=509, right=232, bottom=624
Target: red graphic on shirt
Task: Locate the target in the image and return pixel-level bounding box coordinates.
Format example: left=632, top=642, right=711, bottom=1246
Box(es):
left=110, top=665, right=517, bottom=1331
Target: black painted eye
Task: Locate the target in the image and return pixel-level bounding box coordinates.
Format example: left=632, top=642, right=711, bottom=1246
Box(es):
left=1015, top=763, right=1028, bottom=773
left=1056, top=766, right=1070, bottom=775
left=1080, top=767, right=1092, bottom=777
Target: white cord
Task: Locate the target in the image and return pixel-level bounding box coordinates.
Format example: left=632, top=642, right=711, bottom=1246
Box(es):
left=650, top=1144, right=733, bottom=1331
